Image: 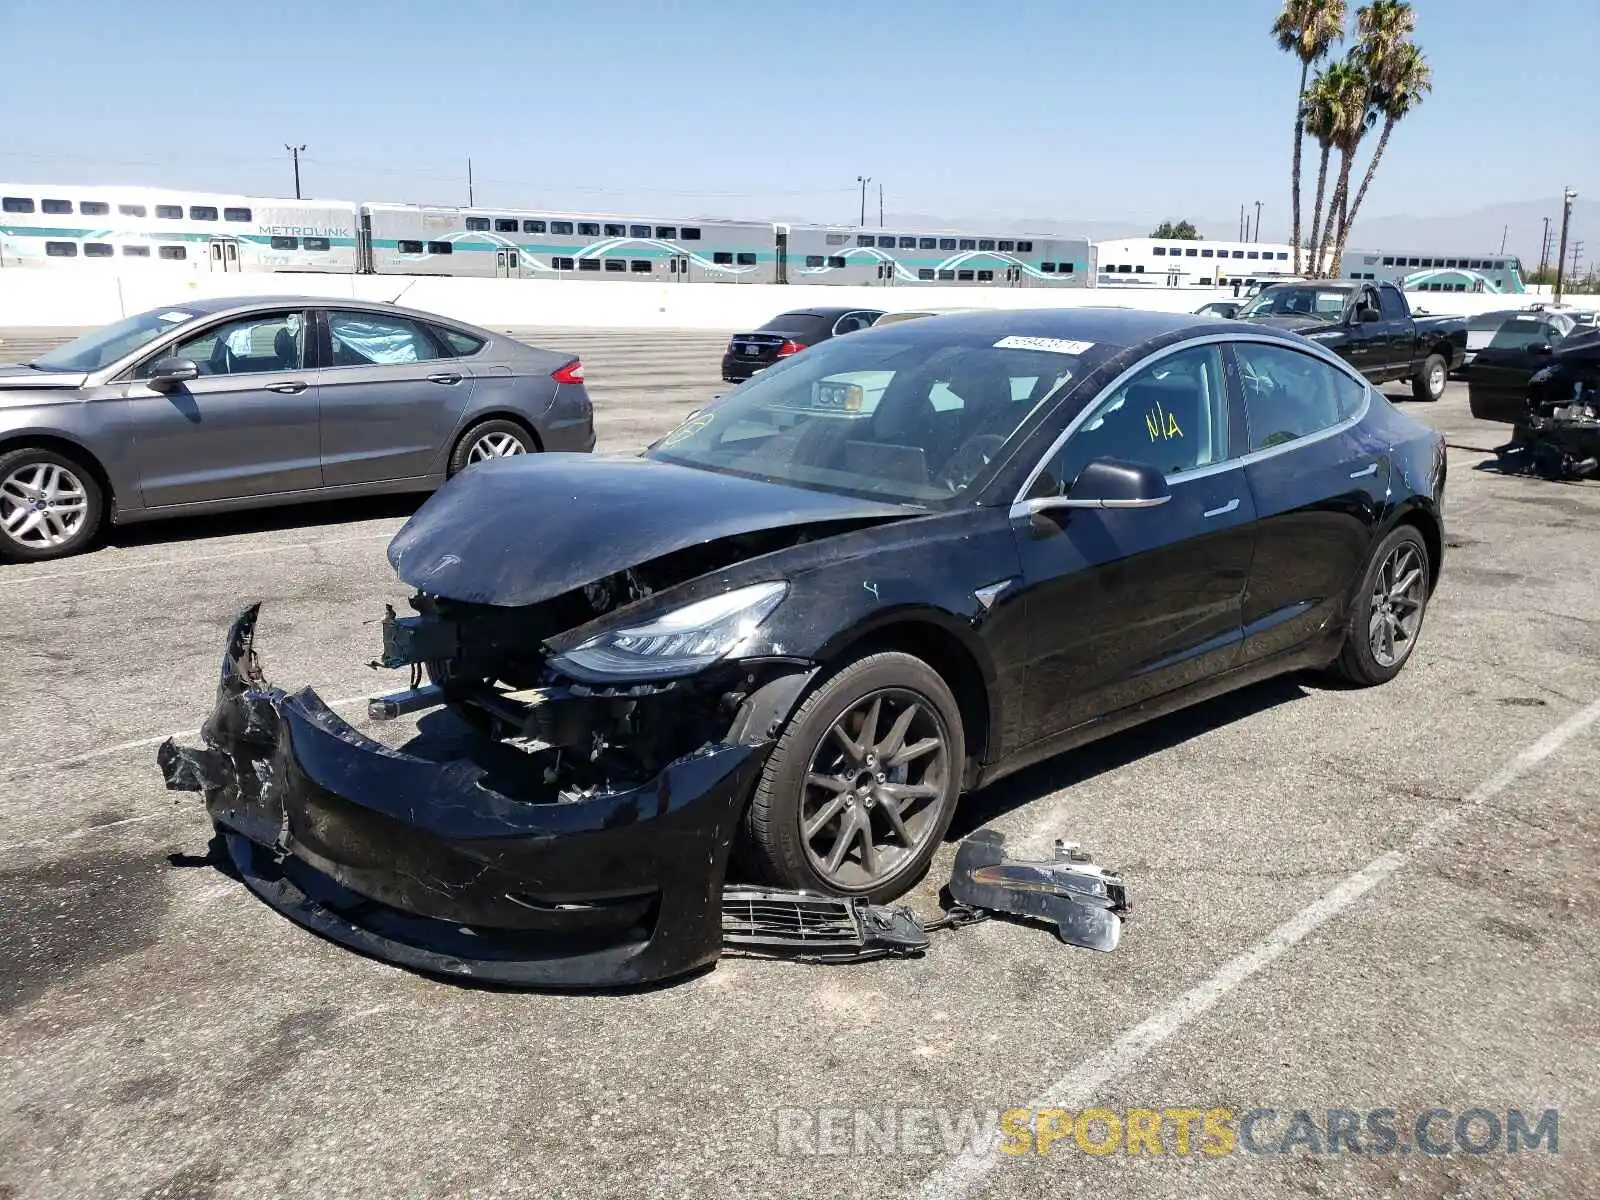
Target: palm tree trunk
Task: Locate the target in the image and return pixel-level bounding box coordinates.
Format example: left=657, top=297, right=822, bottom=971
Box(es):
left=1319, top=152, right=1354, bottom=278
left=1338, top=116, right=1395, bottom=262
left=1306, top=145, right=1331, bottom=277
left=1291, top=61, right=1309, bottom=275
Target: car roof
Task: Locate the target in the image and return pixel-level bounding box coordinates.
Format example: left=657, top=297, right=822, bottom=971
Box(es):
left=864, top=305, right=1215, bottom=349
left=774, top=307, right=878, bottom=319
left=146, top=295, right=488, bottom=331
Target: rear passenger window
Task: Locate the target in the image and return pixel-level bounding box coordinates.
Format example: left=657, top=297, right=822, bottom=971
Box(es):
left=427, top=241, right=454, bottom=255
left=432, top=326, right=485, bottom=357
left=326, top=311, right=442, bottom=366
left=81, top=201, right=110, bottom=216
left=1235, top=342, right=1366, bottom=451
left=3, top=197, right=36, bottom=213
left=224, top=207, right=252, bottom=222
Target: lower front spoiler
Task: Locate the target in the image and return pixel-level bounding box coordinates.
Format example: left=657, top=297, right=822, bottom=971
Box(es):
left=159, top=605, right=770, bottom=989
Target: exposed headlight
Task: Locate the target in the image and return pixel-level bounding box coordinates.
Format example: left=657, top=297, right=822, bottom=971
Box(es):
left=550, top=582, right=787, bottom=680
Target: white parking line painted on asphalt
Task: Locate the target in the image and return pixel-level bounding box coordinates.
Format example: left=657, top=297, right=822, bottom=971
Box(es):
left=0, top=531, right=396, bottom=586
left=911, top=694, right=1600, bottom=1200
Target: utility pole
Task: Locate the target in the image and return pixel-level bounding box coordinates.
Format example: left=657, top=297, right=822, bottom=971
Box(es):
left=467, top=157, right=474, bottom=207
left=1253, top=200, right=1262, bottom=242
left=1239, top=204, right=1245, bottom=240
left=285, top=143, right=306, bottom=199
left=1571, top=240, right=1586, bottom=277
left=878, top=182, right=884, bottom=228
left=1538, top=216, right=1552, bottom=276
left=856, top=176, right=871, bottom=227
left=1554, top=186, right=1577, bottom=305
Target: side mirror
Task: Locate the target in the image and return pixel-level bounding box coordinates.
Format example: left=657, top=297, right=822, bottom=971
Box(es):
left=1354, top=305, right=1381, bottom=324
left=1023, top=458, right=1172, bottom=515
left=147, top=357, right=199, bottom=391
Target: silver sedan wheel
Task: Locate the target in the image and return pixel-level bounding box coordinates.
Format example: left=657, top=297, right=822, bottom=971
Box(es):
left=466, top=431, right=528, bottom=463
left=1, top=461, right=89, bottom=549
left=1369, top=541, right=1426, bottom=668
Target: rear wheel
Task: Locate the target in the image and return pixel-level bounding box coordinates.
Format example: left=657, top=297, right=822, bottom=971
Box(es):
left=742, top=651, right=963, bottom=904
left=1332, top=525, right=1431, bottom=686
left=447, top=419, right=535, bottom=477
left=1411, top=353, right=1447, bottom=402
left=0, top=446, right=104, bottom=563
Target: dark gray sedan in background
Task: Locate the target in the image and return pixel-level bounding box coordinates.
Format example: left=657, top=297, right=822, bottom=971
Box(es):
left=0, top=297, right=594, bottom=561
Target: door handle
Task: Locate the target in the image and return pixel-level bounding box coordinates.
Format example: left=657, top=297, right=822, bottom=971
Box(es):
left=428, top=372, right=462, bottom=385
left=1203, top=498, right=1240, bottom=518
left=1349, top=463, right=1379, bottom=479
left=266, top=381, right=307, bottom=394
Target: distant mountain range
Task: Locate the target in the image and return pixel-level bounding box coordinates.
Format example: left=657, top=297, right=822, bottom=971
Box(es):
left=786, top=198, right=1595, bottom=270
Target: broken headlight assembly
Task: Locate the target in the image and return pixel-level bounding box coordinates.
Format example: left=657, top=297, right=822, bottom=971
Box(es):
left=549, top=581, right=788, bottom=681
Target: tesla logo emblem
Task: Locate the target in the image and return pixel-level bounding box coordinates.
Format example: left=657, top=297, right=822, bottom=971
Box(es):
left=1145, top=401, right=1184, bottom=441
left=426, top=554, right=461, bottom=577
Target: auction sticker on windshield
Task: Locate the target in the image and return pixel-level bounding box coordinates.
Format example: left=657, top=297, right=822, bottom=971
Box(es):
left=158, top=311, right=193, bottom=323
left=993, top=335, right=1094, bottom=355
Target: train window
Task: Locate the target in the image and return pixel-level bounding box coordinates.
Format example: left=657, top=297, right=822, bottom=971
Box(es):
left=1226, top=250, right=1241, bottom=258
left=1247, top=251, right=1259, bottom=259
left=304, top=237, right=331, bottom=252
left=805, top=255, right=825, bottom=267
left=2, top=197, right=35, bottom=213
left=626, top=224, right=648, bottom=238
left=225, top=207, right=252, bottom=222
left=1017, top=241, right=1033, bottom=252
left=523, top=220, right=546, bottom=234
left=605, top=259, right=626, bottom=272
left=918, top=237, right=936, bottom=250
left=190, top=206, right=218, bottom=221
left=631, top=260, right=652, bottom=273
left=118, top=204, right=146, bottom=218
left=939, top=238, right=957, bottom=251
left=681, top=227, right=701, bottom=240
left=1276, top=252, right=1288, bottom=260
left=42, top=199, right=73, bottom=214
left=45, top=241, right=78, bottom=257
left=976, top=269, right=994, bottom=281
left=997, top=240, right=1014, bottom=251
left=957, top=269, right=975, bottom=281
left=79, top=201, right=110, bottom=216
left=938, top=269, right=955, bottom=281
left=736, top=252, right=757, bottom=265
left=84, top=242, right=113, bottom=257
left=1119, top=265, right=1132, bottom=273
left=551, top=221, right=575, bottom=234
left=917, top=268, right=935, bottom=280
left=155, top=205, right=182, bottom=219
left=977, top=239, right=995, bottom=251
left=466, top=217, right=491, bottom=231
left=827, top=255, right=846, bottom=269
left=1059, top=262, right=1075, bottom=273
left=494, top=218, right=518, bottom=233
left=1041, top=262, right=1056, bottom=273
left=655, top=226, right=677, bottom=239
left=552, top=256, right=574, bottom=269
left=122, top=245, right=150, bottom=257
left=1153, top=246, right=1167, bottom=256
left=1406, top=257, right=1419, bottom=266
left=896, top=237, right=915, bottom=249
left=271, top=236, right=300, bottom=250
left=1201, top=248, right=1214, bottom=258
left=578, top=222, right=600, bottom=236
left=597, top=223, right=621, bottom=236
left=159, top=245, right=187, bottom=260
left=396, top=240, right=423, bottom=254
left=826, top=233, right=848, bottom=246
left=713, top=251, right=734, bottom=264
left=578, top=258, right=601, bottom=271
left=959, top=239, right=976, bottom=250
left=428, top=241, right=454, bottom=254
left=1381, top=257, right=1394, bottom=266
left=433, top=327, right=486, bottom=356
left=857, top=235, right=875, bottom=247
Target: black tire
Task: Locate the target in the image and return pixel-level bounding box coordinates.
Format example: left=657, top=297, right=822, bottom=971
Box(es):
left=1331, top=525, right=1432, bottom=686
left=742, top=651, right=964, bottom=904
left=447, top=418, right=536, bottom=477
left=1411, top=352, right=1447, bottom=402
left=0, top=445, right=105, bottom=563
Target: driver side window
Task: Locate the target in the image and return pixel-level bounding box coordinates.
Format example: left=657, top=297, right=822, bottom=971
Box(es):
left=1029, top=344, right=1228, bottom=497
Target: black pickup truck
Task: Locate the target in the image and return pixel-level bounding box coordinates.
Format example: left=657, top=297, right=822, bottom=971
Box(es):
left=1234, top=280, right=1468, bottom=401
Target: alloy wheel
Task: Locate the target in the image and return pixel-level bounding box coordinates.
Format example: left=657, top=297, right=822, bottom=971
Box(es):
left=0, top=461, right=89, bottom=549
left=1429, top=361, right=1446, bottom=395
left=1369, top=542, right=1426, bottom=668
left=466, top=431, right=527, bottom=463
left=800, top=688, right=951, bottom=891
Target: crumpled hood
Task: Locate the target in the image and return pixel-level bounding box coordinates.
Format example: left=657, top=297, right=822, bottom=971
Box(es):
left=387, top=452, right=921, bottom=606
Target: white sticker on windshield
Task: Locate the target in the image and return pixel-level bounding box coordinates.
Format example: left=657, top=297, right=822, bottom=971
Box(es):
left=158, top=311, right=193, bottom=323
left=993, top=335, right=1095, bottom=355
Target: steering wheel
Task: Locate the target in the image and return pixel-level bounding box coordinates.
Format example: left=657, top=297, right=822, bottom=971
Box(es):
left=935, top=434, right=1007, bottom=493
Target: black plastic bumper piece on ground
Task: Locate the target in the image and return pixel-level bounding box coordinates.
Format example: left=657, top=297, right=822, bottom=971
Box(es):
left=158, top=604, right=771, bottom=989
left=720, top=886, right=930, bottom=962
left=948, top=830, right=1131, bottom=952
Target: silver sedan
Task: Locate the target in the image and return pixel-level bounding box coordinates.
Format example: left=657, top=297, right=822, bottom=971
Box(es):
left=0, top=297, right=594, bottom=561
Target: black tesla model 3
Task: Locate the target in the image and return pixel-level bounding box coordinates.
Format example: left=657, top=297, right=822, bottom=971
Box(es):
left=164, top=307, right=1447, bottom=987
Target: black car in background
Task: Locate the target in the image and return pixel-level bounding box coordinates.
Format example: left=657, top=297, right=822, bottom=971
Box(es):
left=1462, top=308, right=1587, bottom=420
left=721, top=307, right=884, bottom=381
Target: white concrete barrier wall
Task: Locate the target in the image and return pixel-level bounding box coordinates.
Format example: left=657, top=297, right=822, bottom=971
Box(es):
left=0, top=268, right=1592, bottom=330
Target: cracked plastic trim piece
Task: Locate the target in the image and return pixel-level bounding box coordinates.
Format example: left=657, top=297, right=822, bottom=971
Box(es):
left=720, top=886, right=930, bottom=962
left=948, top=829, right=1131, bottom=952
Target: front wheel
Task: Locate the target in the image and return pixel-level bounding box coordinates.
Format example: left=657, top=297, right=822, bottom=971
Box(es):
left=1331, top=525, right=1432, bottom=686
left=0, top=446, right=105, bottom=563
left=741, top=651, right=964, bottom=904
left=1412, top=353, right=1447, bottom=402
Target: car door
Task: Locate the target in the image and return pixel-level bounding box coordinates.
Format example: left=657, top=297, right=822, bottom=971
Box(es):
left=1008, top=341, right=1257, bottom=746
left=124, top=308, right=321, bottom=508
left=1374, top=283, right=1413, bottom=379
left=1232, top=339, right=1389, bottom=664
left=316, top=308, right=479, bottom=486
left=1466, top=316, right=1564, bottom=424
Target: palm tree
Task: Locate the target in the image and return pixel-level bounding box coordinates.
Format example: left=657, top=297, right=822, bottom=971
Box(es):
left=1315, top=57, right=1377, bottom=277
left=1273, top=0, right=1347, bottom=274
left=1335, top=17, right=1430, bottom=273
left=1302, top=70, right=1339, bottom=277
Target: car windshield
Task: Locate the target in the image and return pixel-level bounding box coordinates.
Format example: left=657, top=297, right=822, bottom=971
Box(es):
left=1239, top=287, right=1349, bottom=321
left=648, top=329, right=1105, bottom=504
left=29, top=307, right=198, bottom=372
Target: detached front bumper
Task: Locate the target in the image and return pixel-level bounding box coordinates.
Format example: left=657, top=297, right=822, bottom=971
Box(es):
left=159, top=606, right=769, bottom=988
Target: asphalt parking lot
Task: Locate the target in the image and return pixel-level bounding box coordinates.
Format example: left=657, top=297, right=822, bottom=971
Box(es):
left=2, top=328, right=1598, bottom=1200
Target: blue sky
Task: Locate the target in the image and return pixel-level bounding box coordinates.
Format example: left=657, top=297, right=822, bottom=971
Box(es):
left=4, top=0, right=1596, bottom=239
